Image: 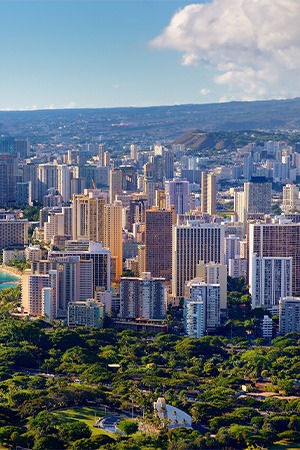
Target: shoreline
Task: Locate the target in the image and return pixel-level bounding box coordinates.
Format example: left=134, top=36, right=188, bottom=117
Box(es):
left=0, top=265, right=22, bottom=280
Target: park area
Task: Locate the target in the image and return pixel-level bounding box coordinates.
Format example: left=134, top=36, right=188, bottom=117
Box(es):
left=53, top=406, right=110, bottom=436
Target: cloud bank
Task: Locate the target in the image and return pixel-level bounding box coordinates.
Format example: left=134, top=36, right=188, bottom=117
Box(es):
left=151, top=0, right=300, bottom=101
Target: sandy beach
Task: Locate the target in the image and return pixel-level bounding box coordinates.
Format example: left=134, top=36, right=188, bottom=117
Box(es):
left=0, top=265, right=22, bottom=279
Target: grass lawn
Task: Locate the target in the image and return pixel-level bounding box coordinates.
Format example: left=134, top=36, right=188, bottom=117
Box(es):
left=53, top=406, right=115, bottom=437
left=270, top=441, right=300, bottom=450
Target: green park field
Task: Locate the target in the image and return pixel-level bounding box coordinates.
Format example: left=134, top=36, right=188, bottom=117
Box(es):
left=53, top=406, right=113, bottom=437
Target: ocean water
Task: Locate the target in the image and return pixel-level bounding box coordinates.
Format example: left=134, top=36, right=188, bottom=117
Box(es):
left=0, top=271, right=20, bottom=291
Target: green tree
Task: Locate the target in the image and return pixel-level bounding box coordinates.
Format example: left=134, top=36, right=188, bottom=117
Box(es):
left=118, top=419, right=138, bottom=436
left=0, top=426, right=22, bottom=446
left=28, top=411, right=59, bottom=437
left=33, top=434, right=65, bottom=450
left=59, top=421, right=91, bottom=443
left=69, top=437, right=99, bottom=450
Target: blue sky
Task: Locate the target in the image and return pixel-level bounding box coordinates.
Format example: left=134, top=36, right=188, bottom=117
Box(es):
left=0, top=0, right=299, bottom=110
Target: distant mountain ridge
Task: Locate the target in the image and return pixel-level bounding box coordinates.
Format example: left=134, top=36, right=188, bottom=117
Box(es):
left=171, top=129, right=300, bottom=153
left=1, top=97, right=300, bottom=146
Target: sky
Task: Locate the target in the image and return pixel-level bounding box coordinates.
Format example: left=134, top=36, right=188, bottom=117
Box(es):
left=0, top=0, right=299, bottom=110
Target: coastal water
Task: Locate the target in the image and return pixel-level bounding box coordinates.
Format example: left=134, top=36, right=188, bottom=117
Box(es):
left=0, top=271, right=20, bottom=291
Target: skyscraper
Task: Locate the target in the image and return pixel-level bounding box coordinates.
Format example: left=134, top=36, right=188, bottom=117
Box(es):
left=201, top=172, right=216, bottom=215
left=165, top=178, right=190, bottom=215
left=109, top=166, right=137, bottom=202
left=145, top=206, right=176, bottom=281
left=72, top=191, right=107, bottom=243
left=143, top=162, right=156, bottom=208
left=243, top=153, right=253, bottom=180
left=282, top=184, right=300, bottom=213
left=244, top=177, right=272, bottom=215
left=29, top=256, right=93, bottom=317
left=0, top=217, right=28, bottom=250
left=249, top=220, right=300, bottom=296
left=120, top=272, right=165, bottom=320
left=225, top=234, right=240, bottom=263
left=22, top=269, right=58, bottom=318
left=49, top=240, right=110, bottom=294
left=249, top=255, right=292, bottom=311
left=104, top=201, right=123, bottom=281
left=172, top=221, right=225, bottom=298
left=37, top=164, right=58, bottom=201
left=197, top=261, right=227, bottom=310
left=0, top=136, right=15, bottom=155
left=56, top=165, right=72, bottom=203
left=0, top=155, right=18, bottom=207
left=184, top=278, right=221, bottom=336
left=279, top=297, right=300, bottom=334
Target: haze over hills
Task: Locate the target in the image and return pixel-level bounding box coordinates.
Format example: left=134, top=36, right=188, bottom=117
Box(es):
left=1, top=97, right=300, bottom=148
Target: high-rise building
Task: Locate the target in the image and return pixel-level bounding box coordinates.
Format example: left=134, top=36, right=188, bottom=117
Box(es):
left=145, top=207, right=176, bottom=281
left=62, top=206, right=73, bottom=236
left=184, top=298, right=205, bottom=338
left=244, top=177, right=272, bottom=215
left=228, top=257, right=247, bottom=279
left=16, top=182, right=32, bottom=207
left=56, top=165, right=72, bottom=203
left=172, top=221, right=225, bottom=298
left=249, top=255, right=292, bottom=311
left=44, top=210, right=65, bottom=243
left=0, top=136, right=15, bottom=155
left=262, top=315, right=273, bottom=340
left=197, top=262, right=227, bottom=310
left=201, top=172, right=216, bottom=215
left=104, top=201, right=123, bottom=281
left=0, top=155, right=18, bottom=207
left=103, top=151, right=110, bottom=167
left=243, top=153, right=253, bottom=180
left=163, top=149, right=174, bottom=180
left=43, top=188, right=63, bottom=208
left=249, top=220, right=300, bottom=296
left=0, top=218, right=28, bottom=251
left=184, top=278, right=221, bottom=336
left=165, top=178, right=190, bottom=215
left=120, top=272, right=165, bottom=320
left=279, top=297, right=300, bottom=334
left=125, top=195, right=148, bottom=232
left=22, top=163, right=38, bottom=202
left=109, top=166, right=137, bottom=202
left=143, top=162, right=156, bottom=208
left=130, top=144, right=140, bottom=161
left=225, top=234, right=240, bottom=264
left=155, top=189, right=166, bottom=209
left=22, top=269, right=58, bottom=318
left=30, top=256, right=93, bottom=317
left=50, top=240, right=110, bottom=293
left=98, top=144, right=105, bottom=167
left=14, top=139, right=29, bottom=158
left=72, top=191, right=107, bottom=243
left=282, top=184, right=300, bottom=213
left=233, top=188, right=246, bottom=223
left=37, top=164, right=58, bottom=201
left=138, top=244, right=146, bottom=276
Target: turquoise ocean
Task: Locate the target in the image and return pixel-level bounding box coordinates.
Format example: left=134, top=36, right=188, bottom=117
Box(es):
left=0, top=271, right=20, bottom=290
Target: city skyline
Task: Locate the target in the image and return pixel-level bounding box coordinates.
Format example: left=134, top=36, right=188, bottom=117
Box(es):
left=1, top=0, right=299, bottom=111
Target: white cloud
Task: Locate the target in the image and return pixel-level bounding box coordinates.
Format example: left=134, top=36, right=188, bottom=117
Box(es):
left=200, top=88, right=211, bottom=96
left=151, top=0, right=300, bottom=100
left=66, top=101, right=77, bottom=108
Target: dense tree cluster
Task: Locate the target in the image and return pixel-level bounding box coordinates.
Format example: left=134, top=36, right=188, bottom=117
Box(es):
left=0, top=286, right=298, bottom=448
